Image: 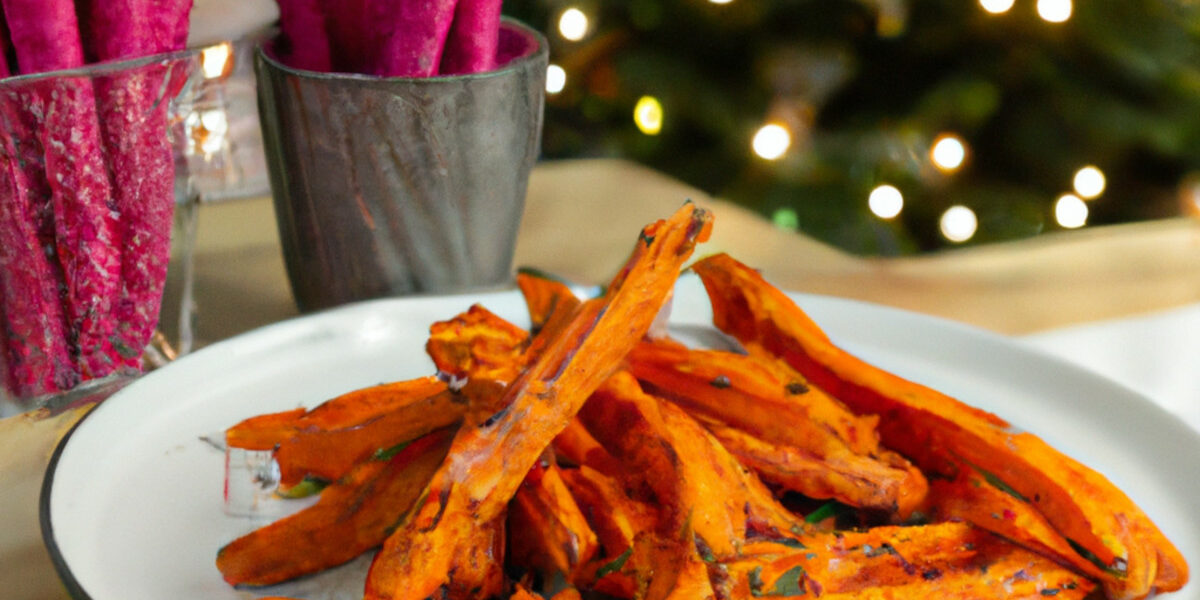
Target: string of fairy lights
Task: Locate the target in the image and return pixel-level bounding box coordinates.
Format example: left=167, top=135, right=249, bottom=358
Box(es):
left=537, top=0, right=1136, bottom=245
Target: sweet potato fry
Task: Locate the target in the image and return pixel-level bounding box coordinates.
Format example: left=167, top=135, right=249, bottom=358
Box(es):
left=692, top=252, right=1187, bottom=599
left=629, top=339, right=925, bottom=516
left=270, top=383, right=496, bottom=489
left=216, top=427, right=453, bottom=587
left=225, top=376, right=449, bottom=450
left=426, top=303, right=529, bottom=382
left=726, top=522, right=1094, bottom=599
left=582, top=371, right=811, bottom=563
left=509, top=585, right=540, bottom=600
left=701, top=418, right=926, bottom=520
left=928, top=469, right=1105, bottom=580
left=507, top=460, right=600, bottom=582
left=558, top=464, right=656, bottom=566
left=552, top=417, right=623, bottom=476
left=516, top=269, right=581, bottom=334
left=362, top=203, right=712, bottom=599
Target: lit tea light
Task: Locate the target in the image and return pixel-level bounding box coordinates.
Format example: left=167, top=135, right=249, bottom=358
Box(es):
left=940, top=205, right=978, bottom=243
left=634, top=96, right=663, bottom=135
left=546, top=64, right=567, bottom=94
left=868, top=184, right=904, bottom=219
left=559, top=8, right=589, bottom=41
left=1055, top=194, right=1088, bottom=228
left=752, top=124, right=790, bottom=160
left=1072, top=165, right=1106, bottom=199
left=201, top=42, right=233, bottom=79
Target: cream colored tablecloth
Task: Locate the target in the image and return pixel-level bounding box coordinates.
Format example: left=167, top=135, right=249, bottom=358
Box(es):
left=5, top=159, right=1200, bottom=599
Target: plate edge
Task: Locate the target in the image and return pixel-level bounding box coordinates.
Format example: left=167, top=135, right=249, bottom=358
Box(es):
left=39, top=407, right=100, bottom=600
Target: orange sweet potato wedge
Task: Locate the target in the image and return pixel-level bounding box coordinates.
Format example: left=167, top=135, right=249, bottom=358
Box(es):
left=260, top=304, right=536, bottom=491
left=727, top=522, right=1094, bottom=599
left=225, top=376, right=449, bottom=451
left=269, top=383, right=487, bottom=490
left=215, top=427, right=453, bottom=587
left=426, top=303, right=530, bottom=383
left=559, top=464, right=657, bottom=567
left=628, top=339, right=926, bottom=517
left=507, top=460, right=600, bottom=583
left=587, top=371, right=814, bottom=552
left=363, top=203, right=712, bottom=599
left=928, top=469, right=1106, bottom=580
left=516, top=269, right=582, bottom=334
left=692, top=252, right=1187, bottom=599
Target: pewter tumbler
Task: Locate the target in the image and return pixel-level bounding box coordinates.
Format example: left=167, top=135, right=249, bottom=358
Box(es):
left=255, top=20, right=547, bottom=312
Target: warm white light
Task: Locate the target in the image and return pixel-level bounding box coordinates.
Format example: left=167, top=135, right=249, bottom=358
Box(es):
left=201, top=42, right=232, bottom=79
left=634, top=96, right=663, bottom=135
left=940, top=205, right=978, bottom=243
left=186, top=109, right=229, bottom=155
left=558, top=8, right=589, bottom=41
left=1055, top=194, right=1088, bottom=228
left=546, top=64, right=566, bottom=94
left=868, top=185, right=904, bottom=219
left=710, top=0, right=734, bottom=4
left=930, top=134, right=967, bottom=172
left=979, top=0, right=1015, bottom=14
left=1037, top=0, right=1072, bottom=23
left=1073, top=166, right=1106, bottom=199
left=752, top=124, right=791, bottom=160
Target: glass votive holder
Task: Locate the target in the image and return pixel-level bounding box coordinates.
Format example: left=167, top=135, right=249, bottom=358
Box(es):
left=0, top=50, right=205, bottom=416
left=254, top=18, right=548, bottom=312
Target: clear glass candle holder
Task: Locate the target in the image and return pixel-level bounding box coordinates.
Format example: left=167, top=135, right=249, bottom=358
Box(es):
left=0, top=50, right=205, bottom=416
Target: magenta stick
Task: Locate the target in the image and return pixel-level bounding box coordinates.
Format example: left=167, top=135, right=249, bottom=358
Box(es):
left=96, top=70, right=177, bottom=368
left=78, top=0, right=155, bottom=60
left=0, top=0, right=83, bottom=73
left=368, top=0, right=459, bottom=77
left=277, top=0, right=332, bottom=71
left=153, top=0, right=194, bottom=53
left=0, top=14, right=11, bottom=77
left=325, top=0, right=374, bottom=74
left=0, top=99, right=79, bottom=397
left=438, top=0, right=500, bottom=75
left=2, top=0, right=125, bottom=381
left=81, top=0, right=186, bottom=369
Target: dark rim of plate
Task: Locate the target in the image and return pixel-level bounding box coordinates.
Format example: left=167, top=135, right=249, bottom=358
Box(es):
left=39, top=404, right=102, bottom=600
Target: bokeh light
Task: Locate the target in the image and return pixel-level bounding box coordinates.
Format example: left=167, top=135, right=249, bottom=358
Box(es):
left=634, top=96, right=664, bottom=135
left=558, top=8, right=589, bottom=41
left=940, top=205, right=978, bottom=243
left=546, top=65, right=566, bottom=94
left=979, top=0, right=1015, bottom=14
left=1073, top=166, right=1106, bottom=199
left=1037, top=0, right=1072, bottom=23
left=1055, top=194, right=1088, bottom=228
left=930, top=134, right=967, bottom=173
left=868, top=185, right=904, bottom=219
left=752, top=124, right=791, bottom=160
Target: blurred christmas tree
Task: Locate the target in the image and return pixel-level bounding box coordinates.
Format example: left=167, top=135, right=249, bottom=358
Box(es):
left=502, top=0, right=1200, bottom=254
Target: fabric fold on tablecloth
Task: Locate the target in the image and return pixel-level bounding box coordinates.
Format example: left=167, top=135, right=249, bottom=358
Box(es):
left=1023, top=302, right=1200, bottom=434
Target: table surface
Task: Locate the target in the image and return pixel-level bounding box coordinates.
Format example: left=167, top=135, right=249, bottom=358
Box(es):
left=5, top=158, right=1200, bottom=599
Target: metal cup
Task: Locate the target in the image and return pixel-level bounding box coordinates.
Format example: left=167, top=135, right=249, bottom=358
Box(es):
left=255, top=19, right=548, bottom=312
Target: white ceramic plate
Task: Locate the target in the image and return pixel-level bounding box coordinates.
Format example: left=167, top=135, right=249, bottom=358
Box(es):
left=42, top=276, right=1200, bottom=599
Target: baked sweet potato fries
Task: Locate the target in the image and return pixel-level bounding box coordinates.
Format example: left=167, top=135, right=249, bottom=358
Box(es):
left=217, top=204, right=1186, bottom=600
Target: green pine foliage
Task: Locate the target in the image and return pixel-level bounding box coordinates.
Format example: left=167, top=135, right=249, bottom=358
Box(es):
left=504, top=0, right=1200, bottom=254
